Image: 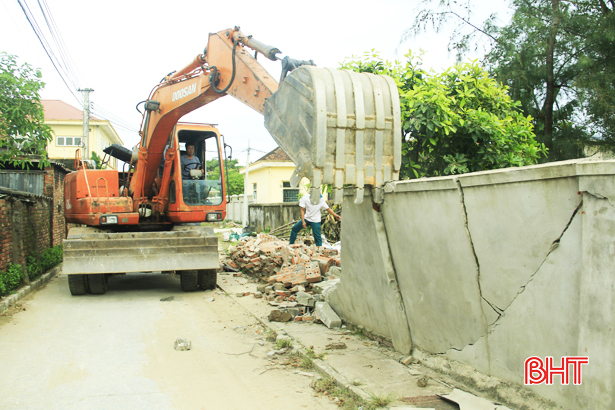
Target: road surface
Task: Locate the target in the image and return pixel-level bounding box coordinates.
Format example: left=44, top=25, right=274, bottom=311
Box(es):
left=0, top=273, right=338, bottom=410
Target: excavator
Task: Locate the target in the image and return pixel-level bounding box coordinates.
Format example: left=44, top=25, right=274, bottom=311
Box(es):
left=62, top=26, right=401, bottom=295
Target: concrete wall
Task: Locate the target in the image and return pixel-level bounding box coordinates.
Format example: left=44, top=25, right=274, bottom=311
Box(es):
left=226, top=194, right=253, bottom=223
left=329, top=159, right=615, bottom=409
left=226, top=195, right=300, bottom=231
left=249, top=203, right=301, bottom=232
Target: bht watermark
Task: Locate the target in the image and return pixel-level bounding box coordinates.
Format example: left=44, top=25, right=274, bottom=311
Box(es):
left=525, top=356, right=589, bottom=385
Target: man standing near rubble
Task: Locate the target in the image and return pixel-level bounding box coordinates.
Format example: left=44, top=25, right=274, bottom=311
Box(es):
left=289, top=194, right=341, bottom=247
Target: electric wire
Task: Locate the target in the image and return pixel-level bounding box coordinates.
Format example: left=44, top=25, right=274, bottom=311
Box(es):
left=16, top=0, right=82, bottom=105
left=16, top=0, right=139, bottom=137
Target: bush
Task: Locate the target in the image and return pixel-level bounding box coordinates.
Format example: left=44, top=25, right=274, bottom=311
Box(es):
left=27, top=244, right=63, bottom=281
left=0, top=245, right=63, bottom=297
left=0, top=263, right=24, bottom=297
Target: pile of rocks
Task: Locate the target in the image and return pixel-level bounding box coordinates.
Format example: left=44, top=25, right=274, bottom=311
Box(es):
left=224, top=234, right=340, bottom=281
left=225, top=233, right=342, bottom=326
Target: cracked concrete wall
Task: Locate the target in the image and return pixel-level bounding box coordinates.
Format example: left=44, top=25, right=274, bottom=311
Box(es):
left=334, top=159, right=615, bottom=410
left=328, top=192, right=412, bottom=354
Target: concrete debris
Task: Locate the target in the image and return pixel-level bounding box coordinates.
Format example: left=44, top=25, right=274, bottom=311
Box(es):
left=312, top=278, right=340, bottom=295
left=315, top=302, right=342, bottom=328
left=439, top=389, right=512, bottom=410
left=325, top=341, right=347, bottom=350
left=296, top=292, right=315, bottom=307
left=174, top=338, right=192, bottom=351
left=206, top=297, right=215, bottom=302
left=268, top=309, right=293, bottom=322
left=417, top=375, right=429, bottom=387
left=224, top=233, right=340, bottom=280
left=224, top=232, right=344, bottom=328
left=401, top=355, right=415, bottom=366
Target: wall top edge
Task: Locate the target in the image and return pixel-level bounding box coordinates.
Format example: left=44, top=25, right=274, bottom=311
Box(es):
left=384, top=159, right=615, bottom=193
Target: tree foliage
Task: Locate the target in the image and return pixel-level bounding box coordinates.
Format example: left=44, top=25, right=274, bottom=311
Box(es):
left=340, top=51, right=546, bottom=178
left=0, top=52, right=53, bottom=168
left=206, top=157, right=244, bottom=196
left=406, top=0, right=615, bottom=160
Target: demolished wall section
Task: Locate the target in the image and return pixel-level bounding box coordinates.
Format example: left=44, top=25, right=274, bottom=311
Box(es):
left=335, top=159, right=615, bottom=410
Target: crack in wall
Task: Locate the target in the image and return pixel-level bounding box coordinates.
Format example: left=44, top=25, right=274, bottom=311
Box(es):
left=495, top=198, right=583, bottom=315
left=447, top=185, right=583, bottom=358
left=581, top=190, right=615, bottom=209
left=454, top=178, right=493, bottom=371
left=454, top=179, right=499, bottom=317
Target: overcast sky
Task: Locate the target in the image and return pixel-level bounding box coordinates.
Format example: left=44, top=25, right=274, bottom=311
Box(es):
left=1, top=0, right=510, bottom=166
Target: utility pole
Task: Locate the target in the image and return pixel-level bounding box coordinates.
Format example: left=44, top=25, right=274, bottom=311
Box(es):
left=243, top=140, right=251, bottom=228
left=78, top=88, right=94, bottom=161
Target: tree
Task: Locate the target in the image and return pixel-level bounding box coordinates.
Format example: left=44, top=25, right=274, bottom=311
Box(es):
left=205, top=157, right=244, bottom=196
left=573, top=1, right=615, bottom=148
left=0, top=53, right=53, bottom=168
left=340, top=51, right=546, bottom=178
left=405, top=0, right=615, bottom=160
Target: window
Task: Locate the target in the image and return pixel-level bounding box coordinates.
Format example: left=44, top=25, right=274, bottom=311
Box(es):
left=253, top=183, right=257, bottom=201
left=56, top=136, right=81, bottom=146
left=282, top=181, right=299, bottom=203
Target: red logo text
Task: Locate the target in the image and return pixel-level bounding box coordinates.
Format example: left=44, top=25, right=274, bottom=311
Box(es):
left=524, top=356, right=589, bottom=385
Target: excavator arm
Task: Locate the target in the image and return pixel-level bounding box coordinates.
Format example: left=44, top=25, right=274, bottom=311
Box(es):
left=130, top=26, right=401, bottom=206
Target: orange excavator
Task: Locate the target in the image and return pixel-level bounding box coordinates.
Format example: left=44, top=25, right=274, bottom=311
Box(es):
left=62, top=26, right=401, bottom=295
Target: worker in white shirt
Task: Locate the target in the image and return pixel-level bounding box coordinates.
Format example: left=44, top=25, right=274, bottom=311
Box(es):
left=289, top=194, right=341, bottom=247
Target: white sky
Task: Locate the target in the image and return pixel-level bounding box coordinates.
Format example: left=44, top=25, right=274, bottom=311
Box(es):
left=1, top=0, right=511, bottom=166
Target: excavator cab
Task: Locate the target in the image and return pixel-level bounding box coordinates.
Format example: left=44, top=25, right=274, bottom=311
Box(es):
left=164, top=123, right=226, bottom=223
left=176, top=128, right=224, bottom=207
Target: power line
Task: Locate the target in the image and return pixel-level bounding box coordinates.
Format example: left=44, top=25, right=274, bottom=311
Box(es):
left=16, top=0, right=139, bottom=138
left=17, top=0, right=82, bottom=105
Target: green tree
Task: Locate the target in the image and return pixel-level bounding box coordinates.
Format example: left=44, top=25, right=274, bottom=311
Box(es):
left=405, top=0, right=615, bottom=160
left=206, top=157, right=244, bottom=196
left=0, top=52, right=53, bottom=168
left=340, top=51, right=546, bottom=178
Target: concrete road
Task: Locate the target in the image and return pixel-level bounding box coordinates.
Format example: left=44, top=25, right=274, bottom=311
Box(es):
left=0, top=273, right=338, bottom=410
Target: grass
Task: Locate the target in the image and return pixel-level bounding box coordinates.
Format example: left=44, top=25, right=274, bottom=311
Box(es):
left=275, top=338, right=293, bottom=349
left=311, top=377, right=364, bottom=409
left=265, top=329, right=277, bottom=343
left=366, top=391, right=397, bottom=408
left=305, top=347, right=325, bottom=360
left=310, top=377, right=398, bottom=409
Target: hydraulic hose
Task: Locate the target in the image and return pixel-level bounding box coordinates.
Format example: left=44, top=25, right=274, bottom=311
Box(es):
left=210, top=40, right=238, bottom=94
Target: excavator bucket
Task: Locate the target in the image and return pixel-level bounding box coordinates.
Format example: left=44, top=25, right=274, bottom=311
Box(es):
left=264, top=66, right=401, bottom=204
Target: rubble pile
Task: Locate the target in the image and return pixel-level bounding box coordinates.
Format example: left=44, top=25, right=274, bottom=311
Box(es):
left=224, top=233, right=342, bottom=326
left=225, top=234, right=340, bottom=280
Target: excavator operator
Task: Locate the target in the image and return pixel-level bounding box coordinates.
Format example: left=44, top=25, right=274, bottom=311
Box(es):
left=181, top=142, right=202, bottom=179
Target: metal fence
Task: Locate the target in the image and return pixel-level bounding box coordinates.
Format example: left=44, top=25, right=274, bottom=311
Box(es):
left=0, top=171, right=44, bottom=196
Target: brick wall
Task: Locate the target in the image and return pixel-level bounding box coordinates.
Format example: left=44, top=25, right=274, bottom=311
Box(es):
left=0, top=164, right=68, bottom=275
left=45, top=166, right=67, bottom=246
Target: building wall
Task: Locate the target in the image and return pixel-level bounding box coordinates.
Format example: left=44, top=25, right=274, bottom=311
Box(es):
left=46, top=121, right=118, bottom=169
left=244, top=163, right=309, bottom=204
left=329, top=159, right=615, bottom=410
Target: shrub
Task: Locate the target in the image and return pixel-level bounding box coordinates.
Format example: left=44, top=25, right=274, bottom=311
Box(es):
left=27, top=244, right=63, bottom=281
left=0, top=263, right=24, bottom=297
left=0, top=245, right=63, bottom=297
